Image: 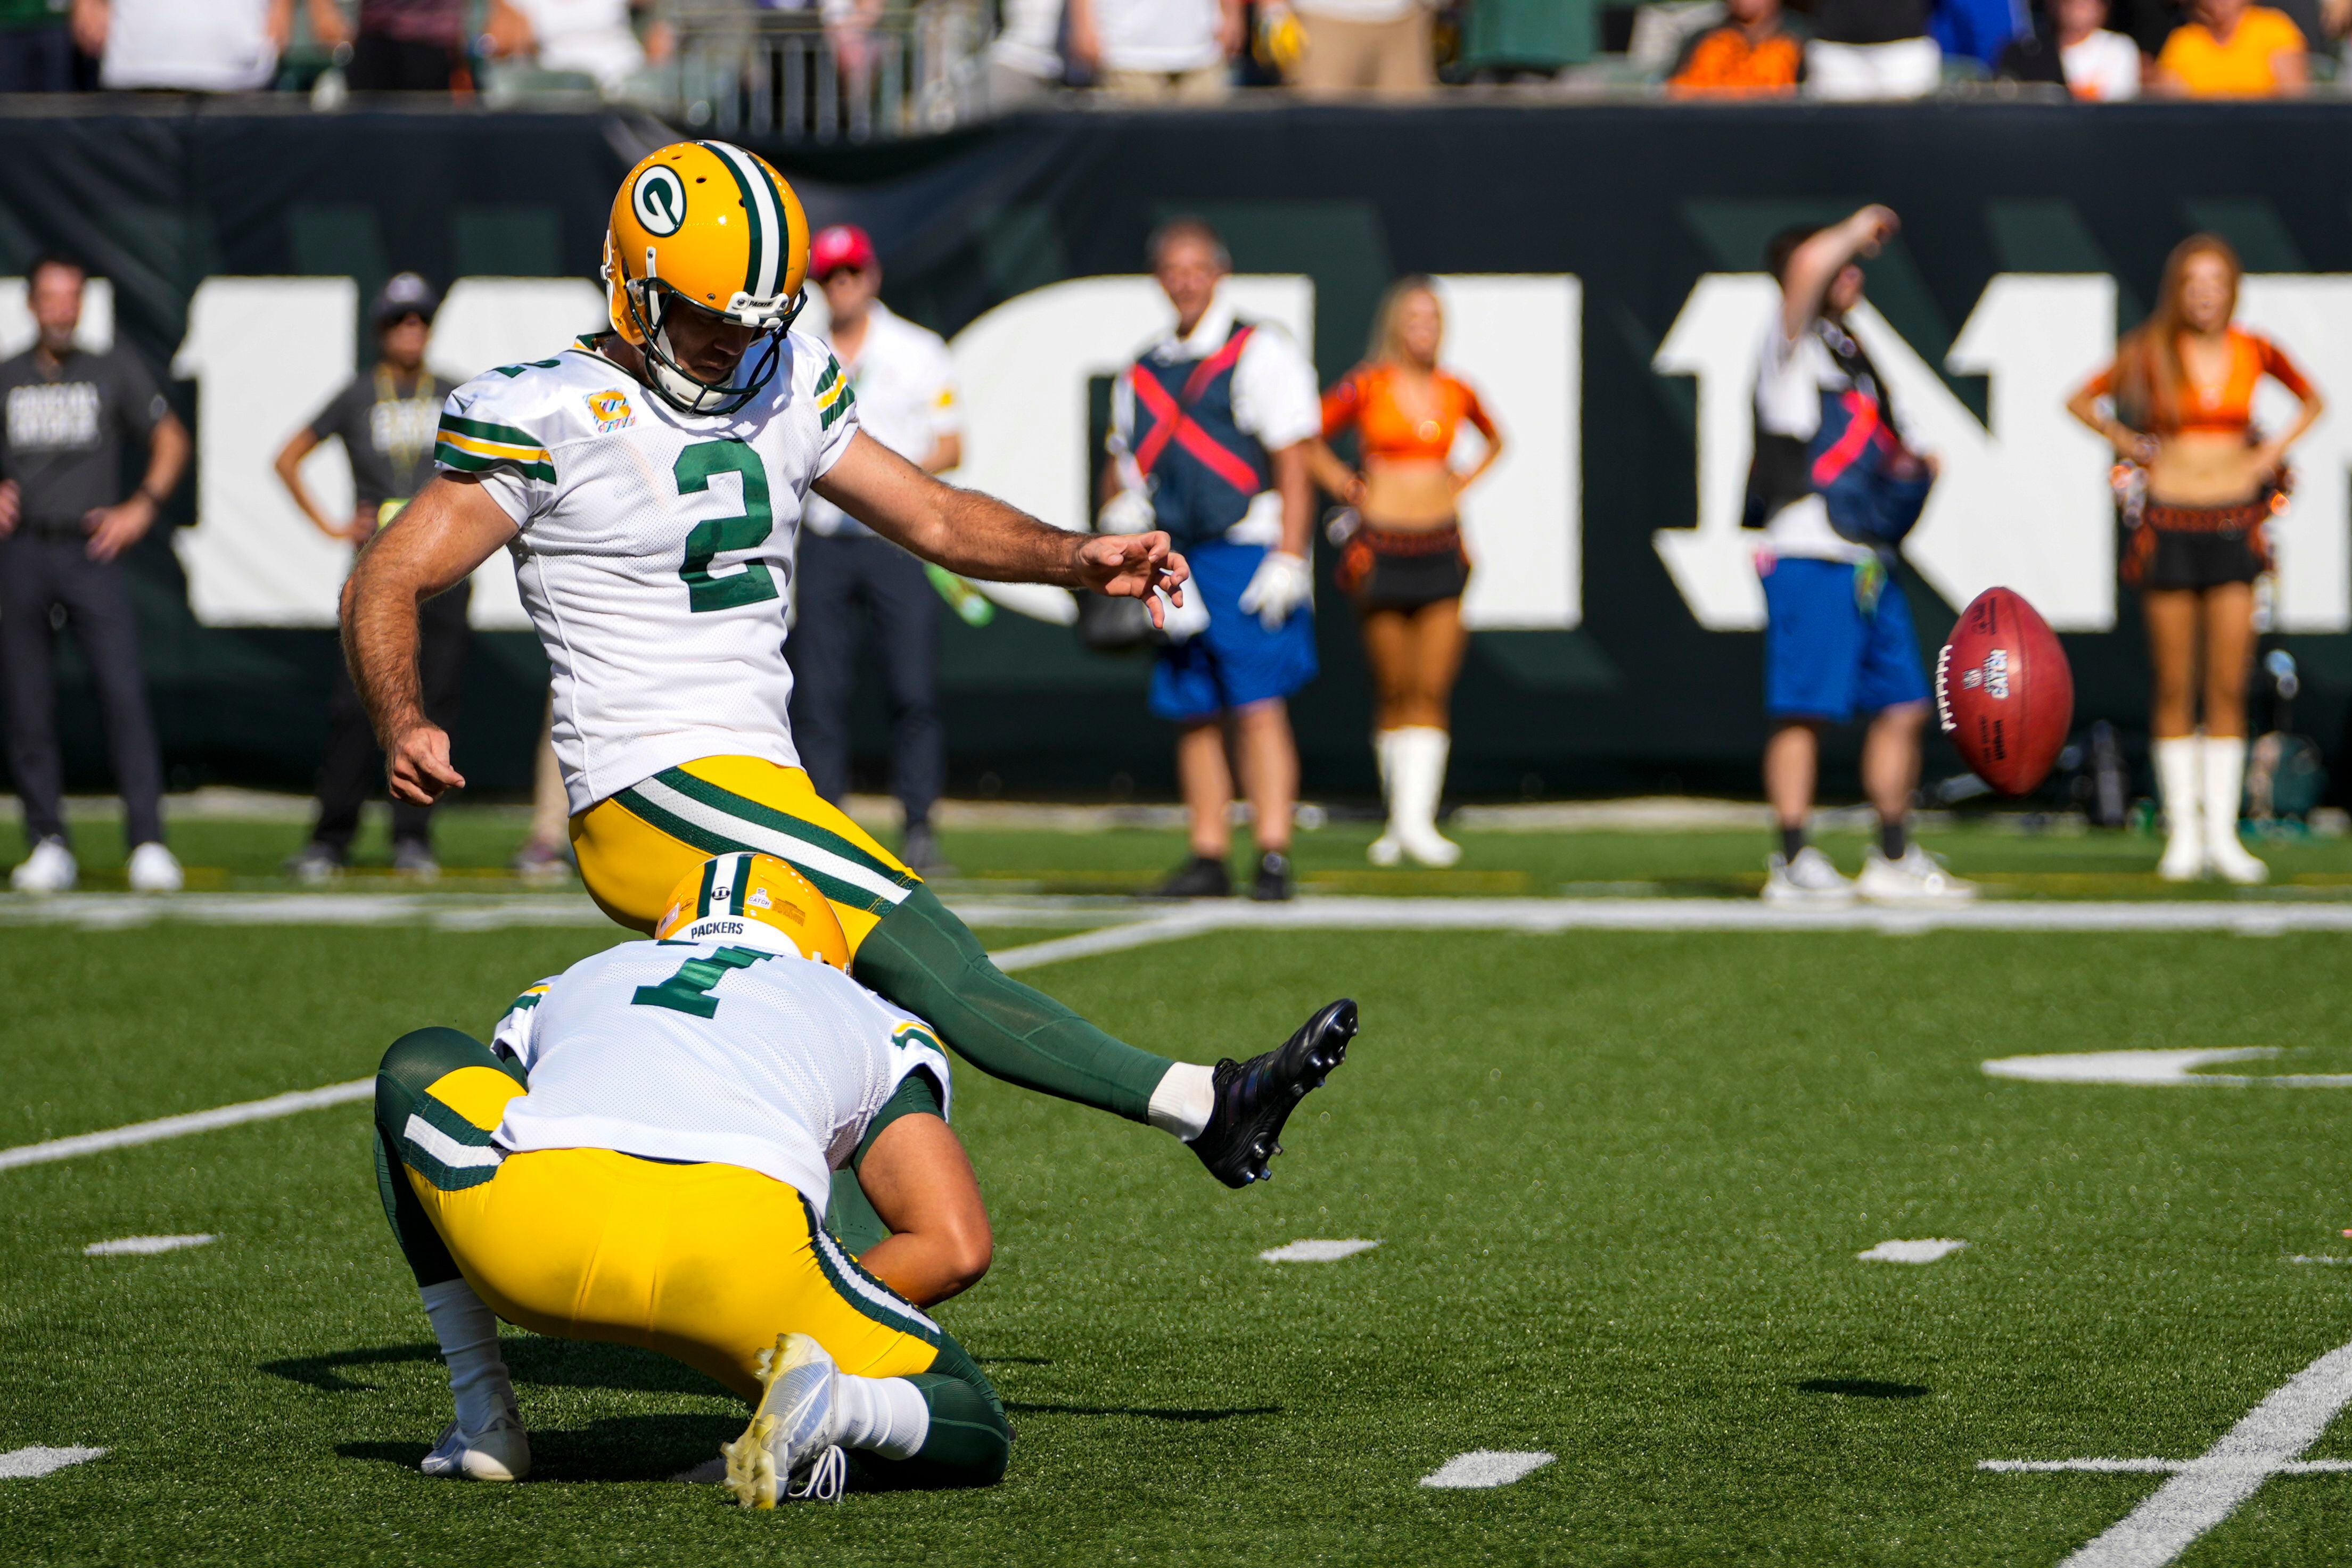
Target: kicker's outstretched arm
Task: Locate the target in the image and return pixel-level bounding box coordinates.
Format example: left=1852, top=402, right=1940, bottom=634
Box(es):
left=341, top=473, right=517, bottom=805
left=812, top=430, right=1189, bottom=625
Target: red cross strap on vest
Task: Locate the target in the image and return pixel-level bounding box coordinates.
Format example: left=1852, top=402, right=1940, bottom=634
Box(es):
left=1125, top=323, right=1271, bottom=547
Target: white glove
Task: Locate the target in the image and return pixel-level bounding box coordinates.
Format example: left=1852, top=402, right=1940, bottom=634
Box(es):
left=1097, top=487, right=1155, bottom=537
left=1157, top=578, right=1210, bottom=642
left=1236, top=550, right=1312, bottom=631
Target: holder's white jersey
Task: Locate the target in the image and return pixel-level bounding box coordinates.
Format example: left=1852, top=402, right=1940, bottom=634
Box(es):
left=489, top=940, right=950, bottom=1214
left=434, top=333, right=861, bottom=813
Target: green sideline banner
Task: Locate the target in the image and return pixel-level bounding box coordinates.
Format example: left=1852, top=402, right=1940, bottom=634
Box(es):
left=10, top=102, right=2352, bottom=802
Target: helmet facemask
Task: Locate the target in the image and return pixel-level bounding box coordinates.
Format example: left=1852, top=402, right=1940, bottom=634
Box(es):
left=611, top=251, right=803, bottom=417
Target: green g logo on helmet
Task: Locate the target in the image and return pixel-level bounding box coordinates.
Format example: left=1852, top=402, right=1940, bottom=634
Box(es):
left=632, top=166, right=687, bottom=238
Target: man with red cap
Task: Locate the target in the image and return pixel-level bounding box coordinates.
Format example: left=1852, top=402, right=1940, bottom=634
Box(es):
left=791, top=225, right=964, bottom=876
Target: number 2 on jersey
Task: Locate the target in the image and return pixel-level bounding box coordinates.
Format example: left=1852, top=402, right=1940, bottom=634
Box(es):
left=632, top=945, right=775, bottom=1018
left=676, top=440, right=780, bottom=613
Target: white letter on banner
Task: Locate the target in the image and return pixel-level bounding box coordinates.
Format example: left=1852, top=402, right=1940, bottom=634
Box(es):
left=2236, top=277, right=2352, bottom=633
left=947, top=275, right=1314, bottom=624
left=172, top=278, right=357, bottom=627
left=1434, top=275, right=1580, bottom=630
left=427, top=277, right=607, bottom=630
left=1653, top=274, right=2118, bottom=633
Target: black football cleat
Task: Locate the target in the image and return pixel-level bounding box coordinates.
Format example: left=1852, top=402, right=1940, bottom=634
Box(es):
left=1190, top=998, right=1358, bottom=1188
left=1154, top=855, right=1232, bottom=899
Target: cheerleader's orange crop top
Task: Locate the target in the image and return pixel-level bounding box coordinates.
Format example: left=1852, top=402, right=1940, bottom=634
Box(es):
left=2078, top=328, right=2314, bottom=436
left=1321, top=363, right=1496, bottom=460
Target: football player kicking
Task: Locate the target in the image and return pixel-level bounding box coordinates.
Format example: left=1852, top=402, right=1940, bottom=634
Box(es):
left=342, top=141, right=1355, bottom=1225
left=377, top=853, right=1016, bottom=1501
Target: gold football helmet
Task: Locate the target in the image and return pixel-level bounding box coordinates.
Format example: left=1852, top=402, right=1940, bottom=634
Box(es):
left=604, top=140, right=810, bottom=415
left=654, top=852, right=850, bottom=968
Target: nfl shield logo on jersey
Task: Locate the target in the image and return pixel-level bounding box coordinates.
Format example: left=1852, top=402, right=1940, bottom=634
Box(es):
left=587, top=389, right=635, bottom=433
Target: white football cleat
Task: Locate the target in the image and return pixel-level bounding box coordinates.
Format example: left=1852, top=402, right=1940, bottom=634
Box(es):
left=2156, top=822, right=2207, bottom=882
left=421, top=1414, right=531, bottom=1482
left=2205, top=827, right=2267, bottom=886
left=1761, top=846, right=1853, bottom=904
left=127, top=841, right=184, bottom=893
left=1855, top=844, right=1977, bottom=904
left=722, top=1332, right=846, bottom=1508
left=1396, top=824, right=1461, bottom=869
left=11, top=836, right=76, bottom=893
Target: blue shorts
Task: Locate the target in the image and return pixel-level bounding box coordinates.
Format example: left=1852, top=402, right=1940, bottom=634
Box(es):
left=1150, top=538, right=1319, bottom=722
left=1761, top=555, right=1929, bottom=723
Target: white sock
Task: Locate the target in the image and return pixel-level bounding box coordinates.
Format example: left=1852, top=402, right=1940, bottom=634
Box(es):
left=1389, top=727, right=1450, bottom=839
left=420, top=1277, right=515, bottom=1434
left=828, top=1373, right=931, bottom=1460
left=2202, top=733, right=2253, bottom=844
left=1147, top=1060, right=1216, bottom=1141
left=1374, top=730, right=1400, bottom=835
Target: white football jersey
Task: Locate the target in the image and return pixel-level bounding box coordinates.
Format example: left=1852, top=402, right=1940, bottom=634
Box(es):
left=435, top=332, right=861, bottom=813
left=489, top=940, right=951, bottom=1214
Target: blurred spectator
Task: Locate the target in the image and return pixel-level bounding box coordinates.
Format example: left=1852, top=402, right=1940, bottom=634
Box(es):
left=2153, top=0, right=2307, bottom=94
left=1107, top=218, right=1319, bottom=902
left=77, top=0, right=348, bottom=90
left=791, top=225, right=962, bottom=878
left=1996, top=0, right=2142, bottom=96
left=0, top=0, right=73, bottom=92
left=986, top=0, right=1063, bottom=102
left=1289, top=0, right=1436, bottom=95
left=1930, top=0, right=2028, bottom=68
left=1667, top=0, right=1805, bottom=94
left=0, top=254, right=188, bottom=894
left=350, top=0, right=467, bottom=92
left=484, top=0, right=672, bottom=96
left=276, top=274, right=462, bottom=882
left=1064, top=0, right=1239, bottom=100
left=1804, top=0, right=1942, bottom=97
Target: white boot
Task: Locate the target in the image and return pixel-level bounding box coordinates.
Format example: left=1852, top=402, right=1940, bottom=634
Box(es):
left=2153, top=737, right=2205, bottom=882
left=2202, top=735, right=2268, bottom=885
left=1387, top=727, right=1461, bottom=868
left=1367, top=730, right=1403, bottom=868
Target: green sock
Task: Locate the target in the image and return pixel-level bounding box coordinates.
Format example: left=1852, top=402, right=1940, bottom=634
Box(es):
left=851, top=1334, right=1010, bottom=1489
left=373, top=1027, right=521, bottom=1289
left=852, top=885, right=1173, bottom=1123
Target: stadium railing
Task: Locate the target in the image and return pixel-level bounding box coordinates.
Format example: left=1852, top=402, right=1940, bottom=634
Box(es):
left=658, top=0, right=993, bottom=143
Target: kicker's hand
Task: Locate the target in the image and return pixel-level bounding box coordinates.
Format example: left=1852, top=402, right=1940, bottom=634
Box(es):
left=386, top=722, right=466, bottom=806
left=1076, top=531, right=1190, bottom=629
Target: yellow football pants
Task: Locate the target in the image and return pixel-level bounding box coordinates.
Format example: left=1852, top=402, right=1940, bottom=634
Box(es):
left=572, top=756, right=919, bottom=955
left=398, top=1062, right=942, bottom=1402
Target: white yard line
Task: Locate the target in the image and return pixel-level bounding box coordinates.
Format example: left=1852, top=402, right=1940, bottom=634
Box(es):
left=84, top=1233, right=216, bottom=1257
left=1985, top=1336, right=2352, bottom=1567
left=1420, top=1450, right=1555, bottom=1489
left=0, top=1446, right=106, bottom=1479
left=1260, top=1239, right=1381, bottom=1263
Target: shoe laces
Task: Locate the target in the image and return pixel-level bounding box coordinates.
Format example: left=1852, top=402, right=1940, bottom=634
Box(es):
left=788, top=1445, right=847, bottom=1503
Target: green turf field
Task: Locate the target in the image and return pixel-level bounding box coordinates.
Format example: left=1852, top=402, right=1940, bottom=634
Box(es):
left=9, top=902, right=2352, bottom=1565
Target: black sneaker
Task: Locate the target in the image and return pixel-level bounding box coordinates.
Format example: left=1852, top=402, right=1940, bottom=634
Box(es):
left=1154, top=855, right=1231, bottom=898
left=1189, top=998, right=1358, bottom=1188
left=1251, top=851, right=1294, bottom=902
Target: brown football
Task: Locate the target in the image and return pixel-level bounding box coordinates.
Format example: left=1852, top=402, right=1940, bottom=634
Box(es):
left=1935, top=587, right=2074, bottom=797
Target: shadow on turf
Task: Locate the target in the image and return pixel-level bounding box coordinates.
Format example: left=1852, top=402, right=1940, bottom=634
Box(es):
left=1004, top=1401, right=1281, bottom=1422
left=264, top=1339, right=729, bottom=1397
left=1794, top=1378, right=1930, bottom=1399
left=341, top=1412, right=744, bottom=1482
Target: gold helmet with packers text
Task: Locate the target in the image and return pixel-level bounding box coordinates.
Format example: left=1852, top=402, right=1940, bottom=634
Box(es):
left=654, top=852, right=850, bottom=968
left=604, top=140, right=810, bottom=416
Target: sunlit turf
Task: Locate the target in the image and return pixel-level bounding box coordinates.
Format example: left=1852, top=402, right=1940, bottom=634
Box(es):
left=8, top=922, right=2352, bottom=1563
left=9, top=801, right=2352, bottom=899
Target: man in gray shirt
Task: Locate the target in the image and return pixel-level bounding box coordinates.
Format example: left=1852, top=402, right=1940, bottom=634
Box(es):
left=274, top=273, right=465, bottom=880
left=0, top=252, right=190, bottom=894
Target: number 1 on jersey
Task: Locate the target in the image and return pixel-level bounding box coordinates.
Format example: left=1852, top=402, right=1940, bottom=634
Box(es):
left=632, top=944, right=775, bottom=1017
left=676, top=440, right=780, bottom=613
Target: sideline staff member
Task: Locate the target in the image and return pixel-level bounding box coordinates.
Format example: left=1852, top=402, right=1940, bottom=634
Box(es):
left=1749, top=208, right=1970, bottom=906
left=1108, top=217, right=1320, bottom=902
left=276, top=274, right=466, bottom=880
left=0, top=252, right=189, bottom=894
left=791, top=226, right=961, bottom=878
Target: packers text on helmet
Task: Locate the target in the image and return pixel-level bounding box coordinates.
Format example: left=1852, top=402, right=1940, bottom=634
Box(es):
left=654, top=852, right=850, bottom=969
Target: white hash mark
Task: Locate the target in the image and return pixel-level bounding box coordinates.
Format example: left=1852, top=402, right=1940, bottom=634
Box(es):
left=1983, top=1334, right=2352, bottom=1567
left=1858, top=1239, right=1968, bottom=1264
left=1259, top=1239, right=1381, bottom=1264
left=84, top=1234, right=216, bottom=1257
left=0, top=1447, right=106, bottom=1479
left=1420, top=1450, right=1555, bottom=1489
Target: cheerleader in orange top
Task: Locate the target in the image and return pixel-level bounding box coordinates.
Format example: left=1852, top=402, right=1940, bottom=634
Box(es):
left=2066, top=233, right=2323, bottom=884
left=1307, top=277, right=1503, bottom=868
